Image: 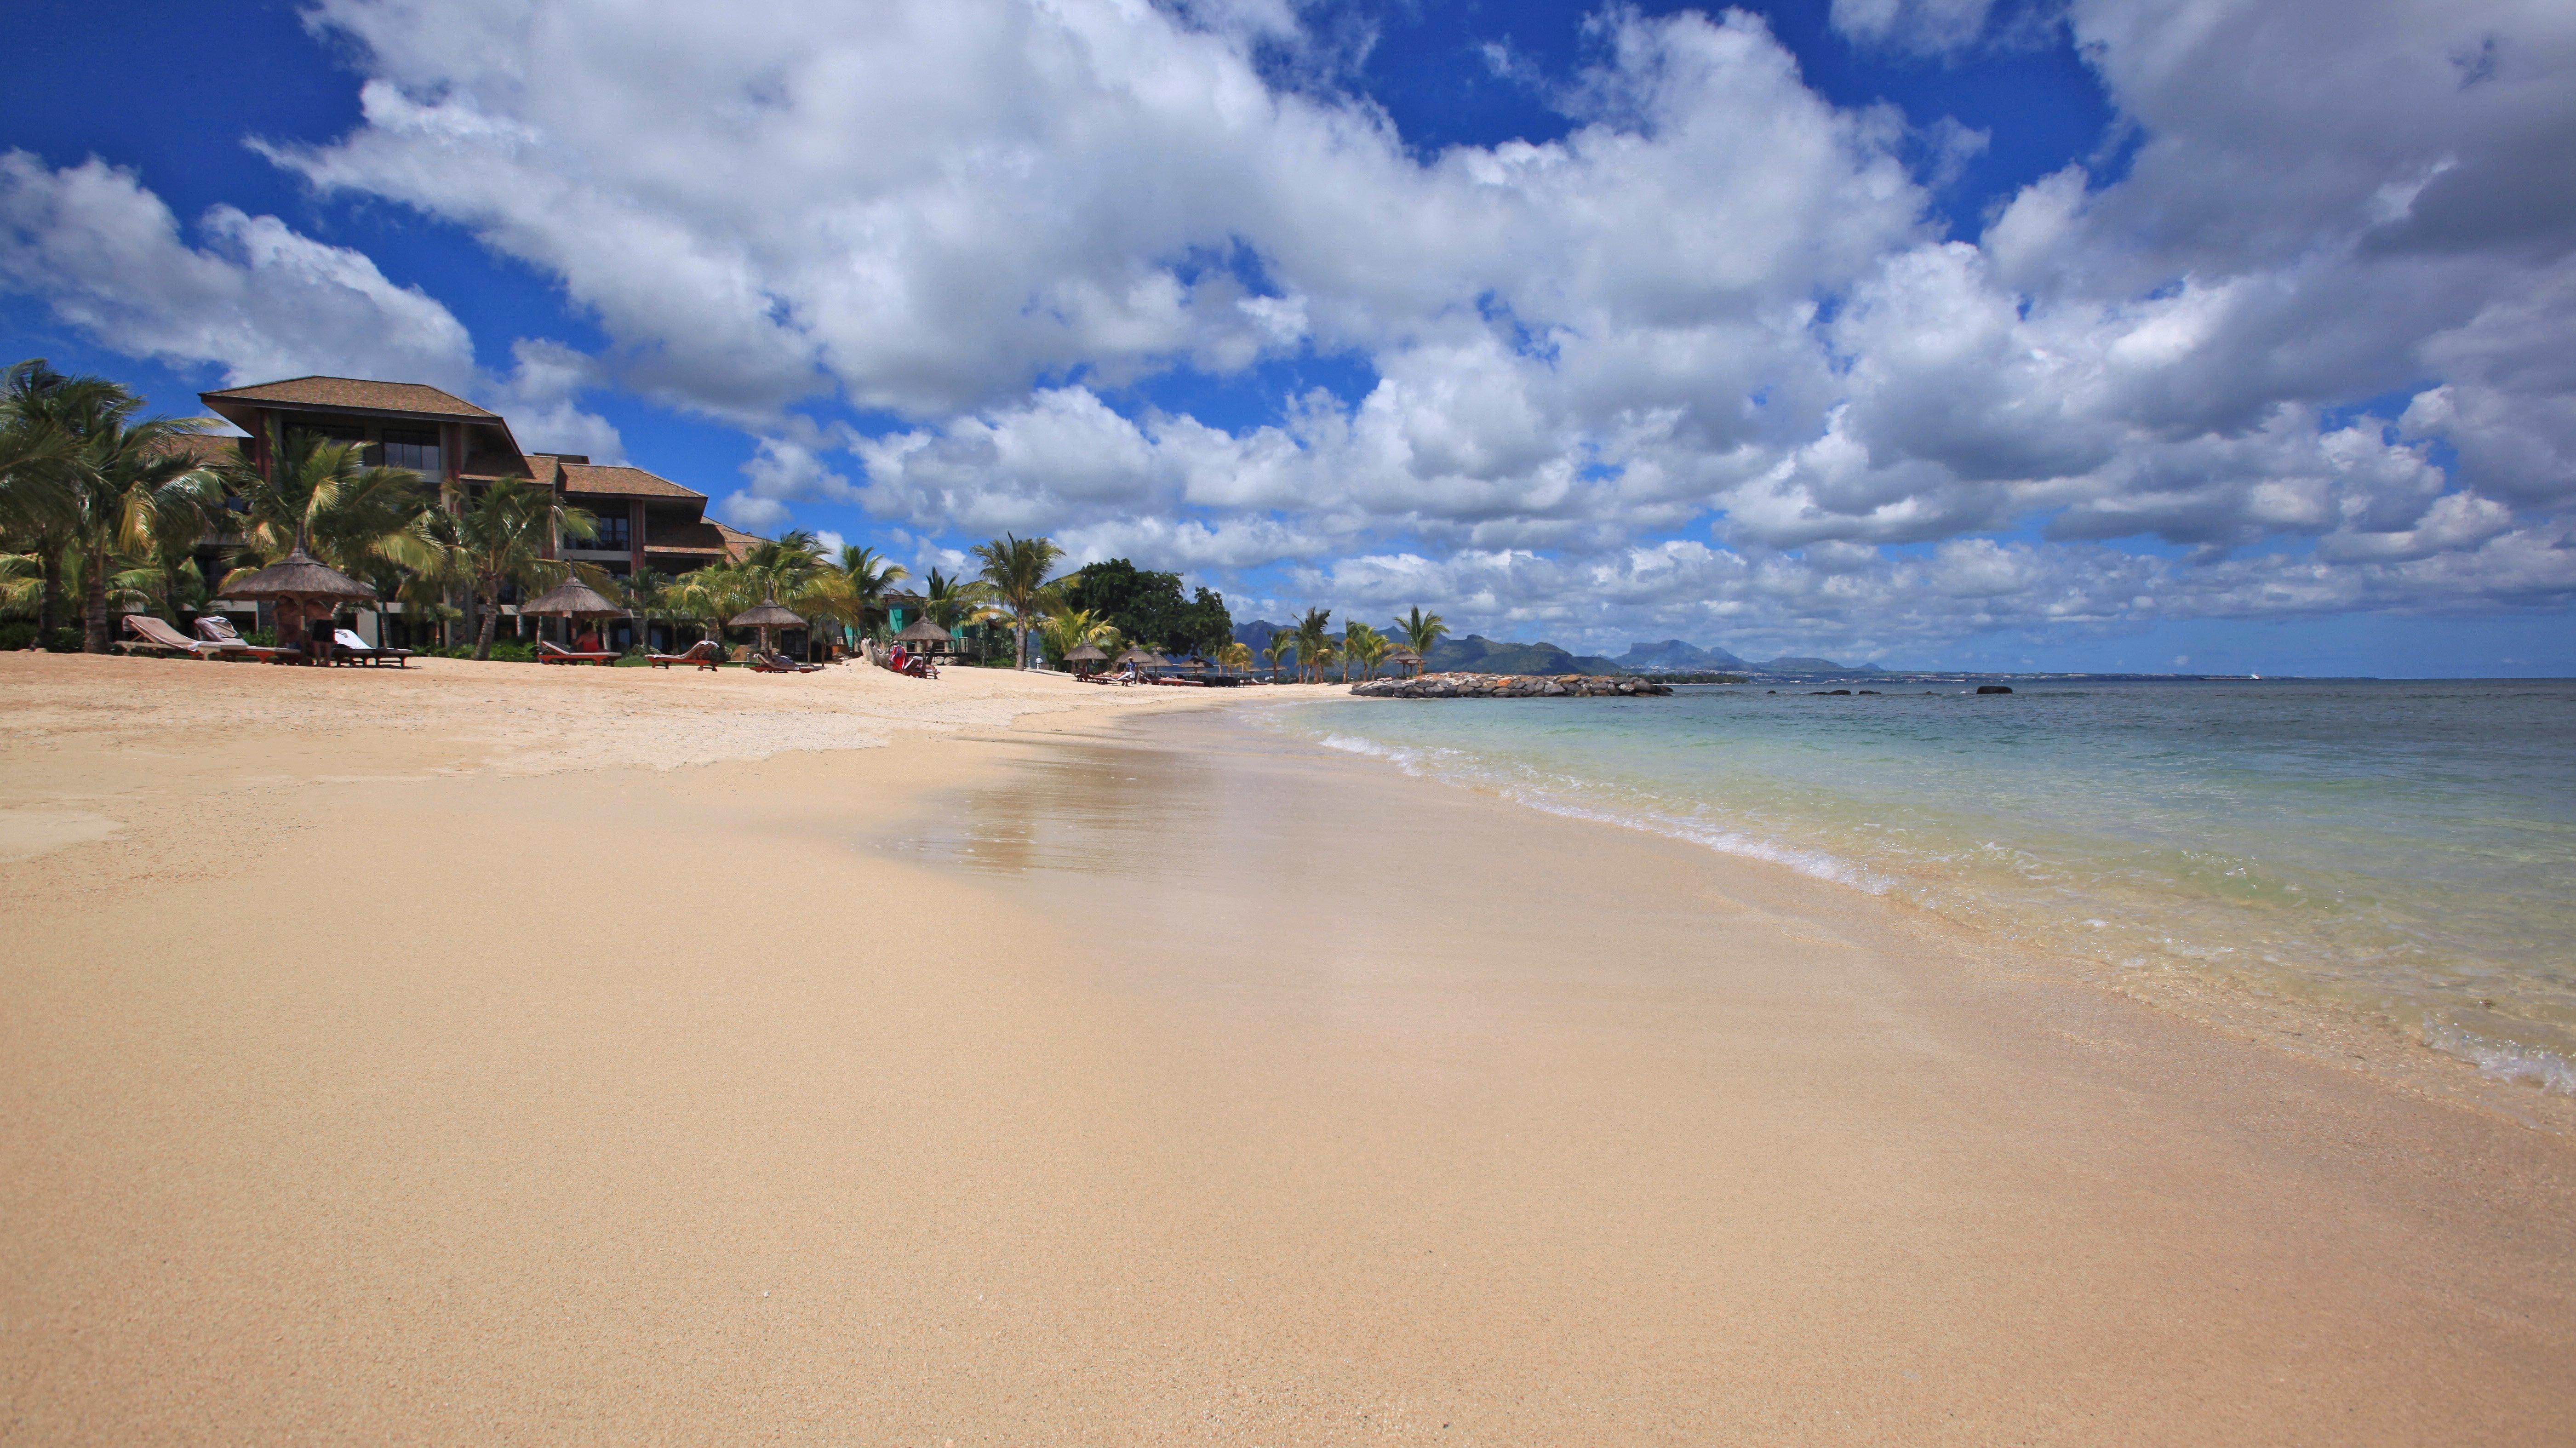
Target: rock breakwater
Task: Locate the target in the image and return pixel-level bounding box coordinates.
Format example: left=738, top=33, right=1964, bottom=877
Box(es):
left=1351, top=672, right=1672, bottom=699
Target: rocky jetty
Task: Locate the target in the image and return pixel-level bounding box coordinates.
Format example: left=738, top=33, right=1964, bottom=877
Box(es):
left=1351, top=672, right=1672, bottom=699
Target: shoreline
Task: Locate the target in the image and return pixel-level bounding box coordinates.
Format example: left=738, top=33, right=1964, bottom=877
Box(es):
left=3, top=655, right=2571, bottom=1442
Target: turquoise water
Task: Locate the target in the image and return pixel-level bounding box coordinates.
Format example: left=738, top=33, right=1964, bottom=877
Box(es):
left=1271, top=680, right=2576, bottom=1093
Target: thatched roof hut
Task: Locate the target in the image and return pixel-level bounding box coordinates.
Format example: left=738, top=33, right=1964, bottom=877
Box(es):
left=222, top=546, right=377, bottom=603
left=1064, top=642, right=1108, bottom=663
left=730, top=598, right=806, bottom=630
left=896, top=616, right=951, bottom=645
left=520, top=576, right=629, bottom=618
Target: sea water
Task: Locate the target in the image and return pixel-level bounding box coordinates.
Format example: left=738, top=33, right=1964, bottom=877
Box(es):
left=1270, top=679, right=2576, bottom=1093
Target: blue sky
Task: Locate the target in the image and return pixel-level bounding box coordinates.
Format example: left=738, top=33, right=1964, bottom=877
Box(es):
left=4, top=0, right=2571, bottom=675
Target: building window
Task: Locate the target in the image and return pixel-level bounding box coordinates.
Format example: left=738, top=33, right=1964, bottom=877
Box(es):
left=381, top=428, right=442, bottom=476
left=590, top=514, right=632, bottom=550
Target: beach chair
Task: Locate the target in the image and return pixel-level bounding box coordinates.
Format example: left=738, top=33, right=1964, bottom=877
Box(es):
left=750, top=651, right=824, bottom=674
left=647, top=639, right=725, bottom=670
left=193, top=615, right=302, bottom=663
left=536, top=639, right=618, bottom=666
left=332, top=628, right=413, bottom=667
left=120, top=613, right=246, bottom=658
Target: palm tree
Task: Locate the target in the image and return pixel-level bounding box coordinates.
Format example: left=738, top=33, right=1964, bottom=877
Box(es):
left=1263, top=631, right=1295, bottom=681
left=739, top=529, right=823, bottom=604
left=1394, top=606, right=1448, bottom=667
left=1343, top=620, right=1389, bottom=681
left=437, top=477, right=598, bottom=660
left=671, top=561, right=751, bottom=654
left=1291, top=607, right=1334, bottom=684
left=1038, top=606, right=1120, bottom=668
left=1, top=361, right=114, bottom=643
left=1214, top=640, right=1253, bottom=675
left=54, top=393, right=230, bottom=652
left=970, top=532, right=1066, bottom=669
left=799, top=543, right=906, bottom=652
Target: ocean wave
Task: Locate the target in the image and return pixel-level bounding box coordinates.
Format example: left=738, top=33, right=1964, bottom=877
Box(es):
left=2422, top=1016, right=2576, bottom=1095
left=1309, top=727, right=1889, bottom=892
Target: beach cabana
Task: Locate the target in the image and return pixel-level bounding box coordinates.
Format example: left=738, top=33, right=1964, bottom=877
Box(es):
left=1064, top=641, right=1108, bottom=675
left=520, top=574, right=631, bottom=656
left=222, top=544, right=378, bottom=664
left=730, top=596, right=807, bottom=659
left=1387, top=648, right=1423, bottom=677
left=896, top=616, right=953, bottom=658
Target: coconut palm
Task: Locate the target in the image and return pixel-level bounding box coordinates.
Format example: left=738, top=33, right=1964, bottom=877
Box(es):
left=1394, top=606, right=1448, bottom=666
left=50, top=392, right=231, bottom=652
left=739, top=529, right=823, bottom=604
left=969, top=532, right=1066, bottom=668
left=1214, top=640, right=1253, bottom=674
left=1, top=361, right=113, bottom=641
left=1343, top=620, right=1390, bottom=681
left=222, top=424, right=436, bottom=580
left=799, top=544, right=907, bottom=651
left=1263, top=631, right=1295, bottom=681
left=436, top=477, right=598, bottom=660
left=1038, top=606, right=1120, bottom=667
left=670, top=561, right=752, bottom=653
left=1290, top=607, right=1335, bottom=684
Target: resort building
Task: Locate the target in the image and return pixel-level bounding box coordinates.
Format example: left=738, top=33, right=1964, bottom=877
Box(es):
left=193, top=375, right=761, bottom=651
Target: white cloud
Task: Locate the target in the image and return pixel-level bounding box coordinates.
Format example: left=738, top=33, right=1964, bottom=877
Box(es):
left=13, top=0, right=2576, bottom=649
left=0, top=149, right=623, bottom=456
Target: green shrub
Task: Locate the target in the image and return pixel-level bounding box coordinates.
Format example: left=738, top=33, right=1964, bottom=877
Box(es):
left=487, top=640, right=535, bottom=663
left=0, top=621, right=34, bottom=652
left=41, top=626, right=80, bottom=653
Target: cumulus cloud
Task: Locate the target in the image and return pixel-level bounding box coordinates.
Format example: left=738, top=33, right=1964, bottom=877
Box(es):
left=14, top=0, right=2576, bottom=652
left=0, top=149, right=622, bottom=454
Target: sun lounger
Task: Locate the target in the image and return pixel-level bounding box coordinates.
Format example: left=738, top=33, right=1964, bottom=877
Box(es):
left=192, top=615, right=303, bottom=663
left=749, top=651, right=825, bottom=674
left=331, top=628, right=413, bottom=667
left=536, top=639, right=618, bottom=666
left=647, top=639, right=725, bottom=670
left=121, top=613, right=247, bottom=658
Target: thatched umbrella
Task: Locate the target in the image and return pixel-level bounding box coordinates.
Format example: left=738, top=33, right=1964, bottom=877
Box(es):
left=223, top=544, right=377, bottom=663
left=1114, top=646, right=1160, bottom=680
left=730, top=595, right=807, bottom=658
left=520, top=574, right=630, bottom=651
left=1064, top=641, right=1108, bottom=675
left=1387, top=647, right=1423, bottom=677
left=897, top=615, right=951, bottom=655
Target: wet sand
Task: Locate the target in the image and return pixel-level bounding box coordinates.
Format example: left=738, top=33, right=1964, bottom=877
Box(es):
left=1, top=656, right=2569, bottom=1443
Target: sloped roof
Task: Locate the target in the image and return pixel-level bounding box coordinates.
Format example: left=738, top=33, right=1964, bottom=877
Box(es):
left=642, top=519, right=729, bottom=555
left=712, top=521, right=765, bottom=562
left=201, top=376, right=498, bottom=420
left=554, top=461, right=704, bottom=501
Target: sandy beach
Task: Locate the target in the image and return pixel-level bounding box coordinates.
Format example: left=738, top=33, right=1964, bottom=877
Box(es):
left=2, top=653, right=2570, bottom=1445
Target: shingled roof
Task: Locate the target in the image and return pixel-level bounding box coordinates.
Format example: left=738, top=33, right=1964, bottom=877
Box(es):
left=552, top=460, right=704, bottom=501
left=200, top=376, right=499, bottom=420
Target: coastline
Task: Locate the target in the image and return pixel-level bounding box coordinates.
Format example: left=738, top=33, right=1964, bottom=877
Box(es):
left=2, top=656, right=2570, bottom=1442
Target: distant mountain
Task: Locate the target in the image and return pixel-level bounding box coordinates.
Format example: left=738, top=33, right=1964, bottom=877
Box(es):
left=1619, top=639, right=1747, bottom=671
left=1752, top=656, right=1884, bottom=674
left=1425, top=634, right=1626, bottom=676
left=1234, top=619, right=1285, bottom=652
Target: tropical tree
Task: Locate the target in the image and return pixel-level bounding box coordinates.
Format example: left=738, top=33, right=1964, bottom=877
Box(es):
left=1214, top=640, right=1253, bottom=674
left=1291, top=607, right=1335, bottom=684
left=53, top=394, right=230, bottom=652
left=619, top=567, right=674, bottom=650
left=1343, top=620, right=1389, bottom=681
left=0, top=551, right=41, bottom=616
left=1, top=361, right=113, bottom=642
left=671, top=561, right=752, bottom=653
left=970, top=532, right=1066, bottom=668
left=739, top=528, right=823, bottom=604
left=1038, top=606, right=1121, bottom=668
left=440, top=477, right=598, bottom=659
left=1262, top=631, right=1296, bottom=681
left=799, top=543, right=906, bottom=650
left=222, top=424, right=435, bottom=579
left=920, top=566, right=996, bottom=629
left=1394, top=606, right=1448, bottom=667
